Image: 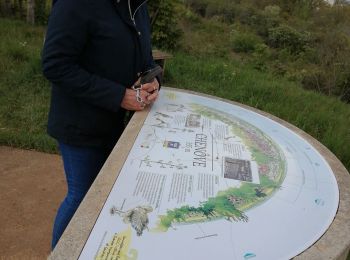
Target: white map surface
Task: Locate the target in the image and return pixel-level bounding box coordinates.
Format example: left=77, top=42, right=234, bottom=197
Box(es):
left=79, top=89, right=339, bottom=260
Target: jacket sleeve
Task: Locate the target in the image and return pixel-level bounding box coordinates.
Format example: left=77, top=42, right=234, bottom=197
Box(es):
left=42, top=0, right=125, bottom=113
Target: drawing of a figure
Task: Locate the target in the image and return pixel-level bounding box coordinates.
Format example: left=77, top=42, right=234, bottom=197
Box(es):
left=111, top=205, right=153, bottom=236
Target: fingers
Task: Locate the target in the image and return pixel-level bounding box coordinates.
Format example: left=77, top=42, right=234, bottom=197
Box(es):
left=121, top=88, right=158, bottom=111
left=121, top=77, right=160, bottom=111
left=139, top=90, right=152, bottom=105
left=146, top=91, right=159, bottom=102
left=141, top=79, right=159, bottom=94
left=121, top=89, right=145, bottom=111
left=139, top=89, right=160, bottom=105
left=133, top=78, right=159, bottom=104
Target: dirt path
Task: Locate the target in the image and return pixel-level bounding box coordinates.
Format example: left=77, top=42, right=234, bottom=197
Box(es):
left=0, top=146, right=66, bottom=259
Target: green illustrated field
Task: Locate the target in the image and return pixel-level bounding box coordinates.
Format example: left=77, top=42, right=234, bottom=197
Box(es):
left=156, top=104, right=286, bottom=231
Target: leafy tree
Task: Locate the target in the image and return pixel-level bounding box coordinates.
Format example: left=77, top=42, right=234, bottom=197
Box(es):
left=200, top=201, right=215, bottom=218
left=148, top=0, right=182, bottom=50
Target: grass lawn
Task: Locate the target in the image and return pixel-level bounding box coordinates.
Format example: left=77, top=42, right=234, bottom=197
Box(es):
left=0, top=18, right=56, bottom=152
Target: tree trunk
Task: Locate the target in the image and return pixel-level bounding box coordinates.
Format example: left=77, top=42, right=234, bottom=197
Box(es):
left=4, top=0, right=12, bottom=16
left=18, top=0, right=25, bottom=19
left=27, top=0, right=35, bottom=24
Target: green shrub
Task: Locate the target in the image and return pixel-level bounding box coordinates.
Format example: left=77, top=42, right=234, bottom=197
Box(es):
left=237, top=6, right=258, bottom=26
left=252, top=43, right=272, bottom=71
left=300, top=31, right=350, bottom=101
left=268, top=24, right=311, bottom=54
left=234, top=5, right=281, bottom=38
left=263, top=5, right=281, bottom=17
left=184, top=0, right=209, bottom=17
left=184, top=0, right=236, bottom=23
left=205, top=1, right=236, bottom=23
left=182, top=8, right=201, bottom=24
left=232, top=31, right=263, bottom=53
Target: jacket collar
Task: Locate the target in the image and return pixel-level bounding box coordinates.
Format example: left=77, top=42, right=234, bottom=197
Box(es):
left=111, top=0, right=147, bottom=27
left=111, top=0, right=135, bottom=28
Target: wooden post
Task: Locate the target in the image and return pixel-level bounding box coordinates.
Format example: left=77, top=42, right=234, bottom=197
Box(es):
left=152, top=49, right=173, bottom=77
left=27, top=0, right=35, bottom=25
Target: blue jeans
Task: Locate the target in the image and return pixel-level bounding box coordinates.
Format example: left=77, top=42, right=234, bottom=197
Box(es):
left=52, top=142, right=112, bottom=249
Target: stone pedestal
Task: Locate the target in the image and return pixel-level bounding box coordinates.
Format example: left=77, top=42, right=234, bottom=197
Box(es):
left=49, top=88, right=350, bottom=260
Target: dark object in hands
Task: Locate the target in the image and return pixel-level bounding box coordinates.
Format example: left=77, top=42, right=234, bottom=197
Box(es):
left=140, top=65, right=163, bottom=84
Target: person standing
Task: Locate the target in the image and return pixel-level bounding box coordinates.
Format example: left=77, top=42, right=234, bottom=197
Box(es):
left=42, top=0, right=160, bottom=249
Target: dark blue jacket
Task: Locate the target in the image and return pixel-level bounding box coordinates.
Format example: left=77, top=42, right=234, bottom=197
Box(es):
left=42, top=0, right=155, bottom=149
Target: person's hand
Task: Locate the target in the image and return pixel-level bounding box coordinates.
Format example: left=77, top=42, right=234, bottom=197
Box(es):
left=121, top=78, right=160, bottom=111
left=121, top=88, right=150, bottom=111
left=140, top=78, right=160, bottom=103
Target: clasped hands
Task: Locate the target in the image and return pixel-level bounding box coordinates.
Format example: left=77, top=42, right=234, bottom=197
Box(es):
left=121, top=78, right=159, bottom=111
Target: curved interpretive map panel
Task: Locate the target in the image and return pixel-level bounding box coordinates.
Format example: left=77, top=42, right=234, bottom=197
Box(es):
left=79, top=89, right=339, bottom=260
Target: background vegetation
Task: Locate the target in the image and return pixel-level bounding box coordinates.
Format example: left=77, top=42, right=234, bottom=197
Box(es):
left=0, top=1, right=349, bottom=175
left=180, top=0, right=350, bottom=102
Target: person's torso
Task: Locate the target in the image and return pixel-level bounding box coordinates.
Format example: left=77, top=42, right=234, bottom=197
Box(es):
left=81, top=0, right=152, bottom=87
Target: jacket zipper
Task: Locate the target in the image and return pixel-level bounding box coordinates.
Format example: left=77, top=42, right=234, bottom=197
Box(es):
left=127, top=0, right=149, bottom=76
left=128, top=0, right=148, bottom=27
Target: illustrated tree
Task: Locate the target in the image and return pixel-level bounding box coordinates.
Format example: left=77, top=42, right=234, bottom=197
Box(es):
left=211, top=195, right=249, bottom=222
left=200, top=202, right=216, bottom=219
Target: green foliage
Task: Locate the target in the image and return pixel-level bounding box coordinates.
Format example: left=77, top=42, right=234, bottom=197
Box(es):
left=34, top=0, right=48, bottom=25
left=302, top=30, right=350, bottom=101
left=268, top=24, right=311, bottom=54
left=232, top=31, right=263, bottom=53
left=182, top=0, right=350, bottom=102
left=184, top=0, right=209, bottom=17
left=204, top=0, right=236, bottom=23
left=235, top=5, right=255, bottom=24
left=148, top=0, right=182, bottom=50
left=159, top=193, right=248, bottom=230
left=271, top=0, right=325, bottom=17
left=7, top=44, right=30, bottom=62
left=184, top=0, right=238, bottom=23
left=252, top=43, right=272, bottom=71
left=253, top=5, right=281, bottom=37
left=263, top=4, right=281, bottom=16
left=0, top=18, right=56, bottom=152
left=205, top=1, right=281, bottom=37
left=179, top=14, right=232, bottom=57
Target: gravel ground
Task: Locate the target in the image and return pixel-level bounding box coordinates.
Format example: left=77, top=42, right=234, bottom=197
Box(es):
left=0, top=146, right=65, bottom=259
